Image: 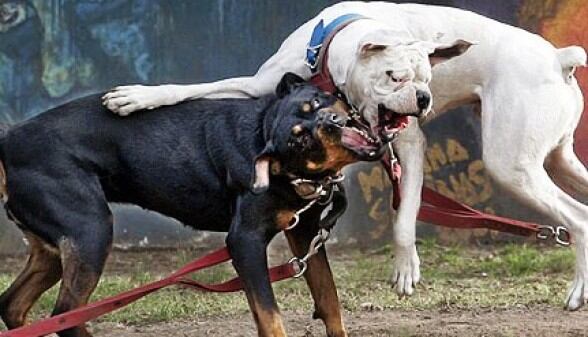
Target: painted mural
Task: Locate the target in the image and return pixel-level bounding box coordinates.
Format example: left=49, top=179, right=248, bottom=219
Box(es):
left=0, top=0, right=586, bottom=250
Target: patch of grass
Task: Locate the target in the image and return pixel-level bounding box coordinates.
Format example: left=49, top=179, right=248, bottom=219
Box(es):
left=0, top=241, right=576, bottom=327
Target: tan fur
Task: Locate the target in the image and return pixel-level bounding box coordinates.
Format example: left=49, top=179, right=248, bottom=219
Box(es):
left=51, top=238, right=102, bottom=337
left=275, top=210, right=295, bottom=230
left=244, top=293, right=287, bottom=337
left=0, top=232, right=62, bottom=329
left=317, top=129, right=356, bottom=172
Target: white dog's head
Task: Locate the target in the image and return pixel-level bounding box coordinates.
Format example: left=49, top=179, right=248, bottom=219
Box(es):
left=346, top=30, right=472, bottom=141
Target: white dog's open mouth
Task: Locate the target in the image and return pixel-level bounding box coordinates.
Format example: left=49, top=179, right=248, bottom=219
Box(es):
left=377, top=104, right=410, bottom=142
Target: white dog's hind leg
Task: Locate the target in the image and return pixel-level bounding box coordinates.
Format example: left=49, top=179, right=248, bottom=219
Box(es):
left=481, top=87, right=588, bottom=310
left=545, top=141, right=588, bottom=202
left=485, top=160, right=588, bottom=310
left=390, top=118, right=424, bottom=296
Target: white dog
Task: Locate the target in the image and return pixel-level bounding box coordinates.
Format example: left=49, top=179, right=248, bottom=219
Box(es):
left=103, top=2, right=588, bottom=310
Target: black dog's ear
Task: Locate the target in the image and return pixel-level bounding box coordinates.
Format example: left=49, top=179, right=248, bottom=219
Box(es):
left=250, top=143, right=275, bottom=194
left=276, top=72, right=306, bottom=98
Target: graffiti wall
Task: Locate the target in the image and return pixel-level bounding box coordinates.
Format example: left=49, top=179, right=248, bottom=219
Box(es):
left=0, top=0, right=585, bottom=251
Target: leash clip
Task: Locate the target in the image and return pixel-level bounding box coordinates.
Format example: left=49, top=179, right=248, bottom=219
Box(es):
left=288, top=229, right=330, bottom=278
left=288, top=257, right=308, bottom=278
left=285, top=198, right=318, bottom=231
left=537, top=225, right=570, bottom=246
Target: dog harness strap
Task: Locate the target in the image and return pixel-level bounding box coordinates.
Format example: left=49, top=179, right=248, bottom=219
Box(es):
left=307, top=14, right=366, bottom=93
left=306, top=14, right=365, bottom=72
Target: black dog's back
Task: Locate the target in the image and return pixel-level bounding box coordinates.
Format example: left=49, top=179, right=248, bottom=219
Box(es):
left=0, top=93, right=274, bottom=244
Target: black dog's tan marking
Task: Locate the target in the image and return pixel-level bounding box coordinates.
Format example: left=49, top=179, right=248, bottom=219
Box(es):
left=0, top=74, right=381, bottom=337
left=0, top=232, right=61, bottom=329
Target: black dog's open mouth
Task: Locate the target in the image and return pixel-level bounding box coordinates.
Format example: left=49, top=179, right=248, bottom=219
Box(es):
left=338, top=105, right=413, bottom=160
left=340, top=113, right=384, bottom=160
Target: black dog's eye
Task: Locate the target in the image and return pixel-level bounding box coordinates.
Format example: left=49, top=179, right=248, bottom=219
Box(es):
left=310, top=98, right=321, bottom=110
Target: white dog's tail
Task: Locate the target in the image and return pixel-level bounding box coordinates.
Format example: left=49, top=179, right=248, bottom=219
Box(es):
left=557, top=46, right=587, bottom=83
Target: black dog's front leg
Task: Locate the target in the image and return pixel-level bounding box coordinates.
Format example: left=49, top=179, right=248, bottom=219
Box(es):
left=226, top=195, right=286, bottom=337
left=285, top=209, right=347, bottom=337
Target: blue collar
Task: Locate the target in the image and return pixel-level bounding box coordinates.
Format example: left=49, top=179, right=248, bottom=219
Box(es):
left=305, top=13, right=366, bottom=72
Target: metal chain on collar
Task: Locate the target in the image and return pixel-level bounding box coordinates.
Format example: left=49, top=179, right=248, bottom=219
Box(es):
left=288, top=228, right=331, bottom=278
left=286, top=173, right=345, bottom=230
left=284, top=173, right=344, bottom=277
left=536, top=225, right=571, bottom=246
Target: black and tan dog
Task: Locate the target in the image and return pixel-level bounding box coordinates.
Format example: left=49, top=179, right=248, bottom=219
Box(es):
left=0, top=73, right=386, bottom=337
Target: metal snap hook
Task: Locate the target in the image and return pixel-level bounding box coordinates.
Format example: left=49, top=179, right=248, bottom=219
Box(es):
left=536, top=225, right=571, bottom=246
left=285, top=213, right=300, bottom=231
left=536, top=225, right=555, bottom=241
left=555, top=226, right=571, bottom=246
left=288, top=257, right=308, bottom=278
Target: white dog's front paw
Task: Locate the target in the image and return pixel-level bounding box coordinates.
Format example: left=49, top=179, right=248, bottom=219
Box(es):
left=565, top=271, right=588, bottom=310
left=391, top=244, right=420, bottom=297
left=102, top=85, right=176, bottom=116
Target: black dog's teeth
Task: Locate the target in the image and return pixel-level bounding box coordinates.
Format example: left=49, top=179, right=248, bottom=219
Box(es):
left=349, top=126, right=376, bottom=143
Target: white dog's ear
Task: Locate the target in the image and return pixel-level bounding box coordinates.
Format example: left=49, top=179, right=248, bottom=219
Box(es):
left=359, top=43, right=389, bottom=58
left=358, top=29, right=402, bottom=59
left=427, top=39, right=473, bottom=67
left=557, top=46, right=587, bottom=84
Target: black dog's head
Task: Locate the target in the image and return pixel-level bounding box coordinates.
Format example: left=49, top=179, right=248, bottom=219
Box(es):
left=252, top=73, right=388, bottom=193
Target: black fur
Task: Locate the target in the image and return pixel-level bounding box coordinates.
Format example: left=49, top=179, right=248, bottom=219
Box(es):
left=0, top=73, right=356, bottom=336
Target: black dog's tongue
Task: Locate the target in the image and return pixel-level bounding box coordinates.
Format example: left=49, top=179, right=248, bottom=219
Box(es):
left=341, top=127, right=372, bottom=148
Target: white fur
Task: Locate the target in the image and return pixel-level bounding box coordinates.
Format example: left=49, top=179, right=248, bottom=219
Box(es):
left=102, top=2, right=588, bottom=308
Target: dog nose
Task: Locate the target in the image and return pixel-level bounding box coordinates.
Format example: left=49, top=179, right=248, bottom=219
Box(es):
left=329, top=113, right=345, bottom=125
left=416, top=90, right=431, bottom=111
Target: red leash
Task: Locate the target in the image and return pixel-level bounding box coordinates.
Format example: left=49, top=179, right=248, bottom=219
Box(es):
left=419, top=187, right=541, bottom=236
left=384, top=157, right=570, bottom=243
left=0, top=247, right=297, bottom=337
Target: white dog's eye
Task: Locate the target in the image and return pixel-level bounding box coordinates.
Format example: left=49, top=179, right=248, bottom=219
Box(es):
left=386, top=70, right=402, bottom=83
left=310, top=98, right=321, bottom=110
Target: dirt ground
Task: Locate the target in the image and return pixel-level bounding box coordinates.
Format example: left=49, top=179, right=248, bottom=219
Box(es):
left=3, top=245, right=588, bottom=337
left=93, top=308, right=588, bottom=337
